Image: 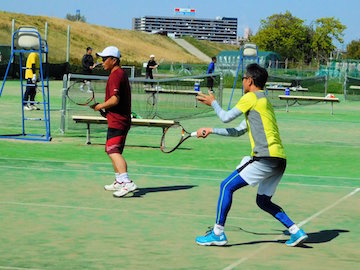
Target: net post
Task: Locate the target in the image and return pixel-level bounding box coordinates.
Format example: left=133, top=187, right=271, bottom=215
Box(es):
left=324, top=74, right=328, bottom=96
left=60, top=74, right=68, bottom=134
left=154, top=81, right=160, bottom=117
left=286, top=100, right=289, bottom=112
left=86, top=123, right=91, bottom=144
left=121, top=65, right=135, bottom=79
left=131, top=66, right=135, bottom=78
left=219, top=72, right=223, bottom=107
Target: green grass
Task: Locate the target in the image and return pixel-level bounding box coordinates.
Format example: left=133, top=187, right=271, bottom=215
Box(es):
left=0, top=79, right=360, bottom=269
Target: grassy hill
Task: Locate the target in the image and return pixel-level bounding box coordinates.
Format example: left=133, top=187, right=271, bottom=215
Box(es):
left=0, top=11, right=226, bottom=65
left=183, top=36, right=239, bottom=57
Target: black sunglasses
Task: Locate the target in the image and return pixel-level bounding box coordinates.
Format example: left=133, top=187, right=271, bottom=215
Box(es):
left=102, top=56, right=112, bottom=62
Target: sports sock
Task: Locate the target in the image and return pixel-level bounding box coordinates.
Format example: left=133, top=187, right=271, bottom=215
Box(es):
left=289, top=224, right=300, bottom=235
left=115, top=172, right=131, bottom=183
left=213, top=224, right=224, bottom=235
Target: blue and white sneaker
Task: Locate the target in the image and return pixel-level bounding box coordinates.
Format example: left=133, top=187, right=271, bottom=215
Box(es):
left=285, top=229, right=308, bottom=247
left=196, top=230, right=228, bottom=246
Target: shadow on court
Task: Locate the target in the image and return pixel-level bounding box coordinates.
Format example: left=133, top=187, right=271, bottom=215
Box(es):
left=124, top=185, right=197, bottom=198
left=127, top=144, right=161, bottom=149
left=87, top=144, right=193, bottom=151
left=223, top=229, right=349, bottom=248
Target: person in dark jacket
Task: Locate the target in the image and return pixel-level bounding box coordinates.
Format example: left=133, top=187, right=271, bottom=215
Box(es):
left=145, top=54, right=158, bottom=87
left=81, top=47, right=96, bottom=91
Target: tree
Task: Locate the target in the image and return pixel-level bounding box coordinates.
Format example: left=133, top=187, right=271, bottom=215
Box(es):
left=250, top=11, right=309, bottom=62
left=65, top=13, right=86, bottom=22
left=311, top=17, right=346, bottom=63
left=345, top=40, right=360, bottom=59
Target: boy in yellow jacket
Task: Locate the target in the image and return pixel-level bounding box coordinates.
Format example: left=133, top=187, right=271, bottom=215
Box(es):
left=24, top=52, right=40, bottom=111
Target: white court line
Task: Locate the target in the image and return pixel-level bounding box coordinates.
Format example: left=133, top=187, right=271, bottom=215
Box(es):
left=0, top=266, right=44, bottom=270
left=298, top=187, right=360, bottom=227
left=0, top=157, right=230, bottom=172
left=1, top=157, right=360, bottom=181
left=0, top=201, right=272, bottom=222
left=222, top=188, right=360, bottom=270
left=286, top=173, right=360, bottom=181
left=0, top=165, right=357, bottom=190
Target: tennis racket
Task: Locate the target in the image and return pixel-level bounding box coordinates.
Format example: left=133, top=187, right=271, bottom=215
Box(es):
left=66, top=81, right=107, bottom=118
left=154, top=58, right=164, bottom=74
left=93, top=59, right=102, bottom=68
left=160, top=124, right=205, bottom=153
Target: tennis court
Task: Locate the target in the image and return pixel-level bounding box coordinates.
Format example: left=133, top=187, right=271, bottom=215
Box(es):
left=0, top=80, right=359, bottom=270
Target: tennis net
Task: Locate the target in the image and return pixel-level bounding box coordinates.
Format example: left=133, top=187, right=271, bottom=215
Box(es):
left=60, top=72, right=223, bottom=134
left=344, top=75, right=360, bottom=101
left=265, top=74, right=328, bottom=108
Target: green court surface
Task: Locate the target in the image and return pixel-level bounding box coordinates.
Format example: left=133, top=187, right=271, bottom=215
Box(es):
left=0, top=80, right=360, bottom=270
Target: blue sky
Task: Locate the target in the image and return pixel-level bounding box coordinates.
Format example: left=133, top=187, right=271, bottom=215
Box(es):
left=1, top=0, right=358, bottom=48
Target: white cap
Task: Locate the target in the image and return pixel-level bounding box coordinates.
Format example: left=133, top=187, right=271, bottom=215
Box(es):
left=96, top=46, right=121, bottom=58
left=150, top=54, right=155, bottom=58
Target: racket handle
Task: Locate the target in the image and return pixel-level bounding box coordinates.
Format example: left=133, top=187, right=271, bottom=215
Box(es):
left=190, top=131, right=197, bottom=137
left=100, top=109, right=107, bottom=118
left=90, top=102, right=99, bottom=109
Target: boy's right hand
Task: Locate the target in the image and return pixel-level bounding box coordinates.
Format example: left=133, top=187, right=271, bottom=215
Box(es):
left=197, top=128, right=212, bottom=138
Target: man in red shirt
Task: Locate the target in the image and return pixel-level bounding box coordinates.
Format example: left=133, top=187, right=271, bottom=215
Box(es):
left=92, top=46, right=137, bottom=197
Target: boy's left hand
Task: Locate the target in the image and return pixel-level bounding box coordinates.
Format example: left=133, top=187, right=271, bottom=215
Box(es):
left=90, top=103, right=100, bottom=111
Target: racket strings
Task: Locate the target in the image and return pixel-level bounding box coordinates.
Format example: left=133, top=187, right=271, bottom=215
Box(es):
left=162, top=125, right=185, bottom=152
left=67, top=81, right=102, bottom=105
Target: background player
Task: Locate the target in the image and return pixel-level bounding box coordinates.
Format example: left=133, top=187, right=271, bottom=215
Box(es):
left=145, top=54, right=158, bottom=88
left=92, top=46, right=137, bottom=198
left=206, top=56, right=216, bottom=93
left=81, top=46, right=96, bottom=92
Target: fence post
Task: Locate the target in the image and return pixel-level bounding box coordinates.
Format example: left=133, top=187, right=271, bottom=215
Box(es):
left=66, top=25, right=70, bottom=63
left=343, top=70, right=347, bottom=100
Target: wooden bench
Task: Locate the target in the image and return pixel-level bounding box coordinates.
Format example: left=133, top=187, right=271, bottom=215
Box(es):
left=266, top=86, right=308, bottom=99
left=266, top=82, right=292, bottom=87
left=278, top=95, right=340, bottom=115
left=145, top=88, right=200, bottom=107
left=266, top=86, right=308, bottom=98
left=267, top=86, right=308, bottom=92
left=180, top=78, right=204, bottom=82
left=350, top=85, right=360, bottom=90
left=72, top=115, right=178, bottom=145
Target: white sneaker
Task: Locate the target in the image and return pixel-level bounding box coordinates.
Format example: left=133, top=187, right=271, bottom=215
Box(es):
left=104, top=181, right=124, bottom=191
left=113, top=182, right=137, bottom=198
left=24, top=105, right=33, bottom=111
left=31, top=105, right=40, bottom=110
